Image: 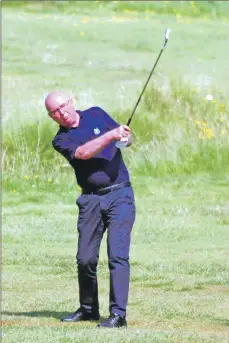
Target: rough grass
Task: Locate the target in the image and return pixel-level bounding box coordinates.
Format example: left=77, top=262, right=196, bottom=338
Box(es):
left=2, top=2, right=229, bottom=190
left=3, top=77, right=229, bottom=188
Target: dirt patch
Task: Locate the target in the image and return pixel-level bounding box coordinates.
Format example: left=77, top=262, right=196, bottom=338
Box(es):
left=206, top=286, right=229, bottom=293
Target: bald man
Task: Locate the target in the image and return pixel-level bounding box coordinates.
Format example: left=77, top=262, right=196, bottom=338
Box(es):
left=45, top=91, right=136, bottom=328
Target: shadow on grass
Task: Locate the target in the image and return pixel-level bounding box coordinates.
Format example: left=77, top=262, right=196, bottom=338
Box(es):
left=215, top=319, right=229, bottom=326
left=2, top=311, right=103, bottom=321
left=3, top=311, right=229, bottom=328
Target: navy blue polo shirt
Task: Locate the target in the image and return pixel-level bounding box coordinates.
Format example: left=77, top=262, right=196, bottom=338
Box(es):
left=52, top=107, right=130, bottom=190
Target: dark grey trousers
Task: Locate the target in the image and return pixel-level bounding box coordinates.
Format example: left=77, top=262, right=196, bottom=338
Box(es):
left=76, top=186, right=136, bottom=317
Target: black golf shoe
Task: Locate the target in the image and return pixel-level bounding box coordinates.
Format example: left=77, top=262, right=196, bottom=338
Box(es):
left=97, top=313, right=127, bottom=328
left=61, top=308, right=100, bottom=322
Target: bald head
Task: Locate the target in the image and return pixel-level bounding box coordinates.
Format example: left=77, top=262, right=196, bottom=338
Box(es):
left=45, top=91, right=70, bottom=114
left=45, top=90, right=79, bottom=128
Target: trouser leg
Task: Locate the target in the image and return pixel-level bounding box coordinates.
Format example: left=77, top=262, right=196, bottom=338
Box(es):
left=105, top=187, right=136, bottom=317
left=76, top=194, right=104, bottom=314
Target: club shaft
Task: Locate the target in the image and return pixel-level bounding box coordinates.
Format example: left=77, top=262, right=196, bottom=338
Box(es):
left=127, top=41, right=168, bottom=127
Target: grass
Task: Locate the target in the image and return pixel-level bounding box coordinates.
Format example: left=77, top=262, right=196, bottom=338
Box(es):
left=2, top=1, right=229, bottom=342
left=2, top=1, right=229, bottom=20
left=2, top=1, right=229, bottom=186
left=2, top=178, right=229, bottom=342
left=3, top=77, right=229, bottom=188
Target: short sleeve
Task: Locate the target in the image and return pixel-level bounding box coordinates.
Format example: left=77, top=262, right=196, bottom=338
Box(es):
left=52, top=136, right=79, bottom=162
left=92, top=107, right=120, bottom=130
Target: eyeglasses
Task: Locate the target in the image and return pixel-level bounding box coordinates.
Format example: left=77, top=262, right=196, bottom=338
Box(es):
left=48, top=98, right=72, bottom=116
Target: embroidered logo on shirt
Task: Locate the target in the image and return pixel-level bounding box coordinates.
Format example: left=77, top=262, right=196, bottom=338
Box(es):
left=94, top=127, right=100, bottom=135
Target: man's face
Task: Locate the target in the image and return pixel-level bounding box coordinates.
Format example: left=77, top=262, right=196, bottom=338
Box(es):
left=48, top=99, right=78, bottom=128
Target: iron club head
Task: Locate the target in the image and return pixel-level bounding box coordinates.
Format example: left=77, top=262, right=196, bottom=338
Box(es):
left=163, top=28, right=171, bottom=49
left=165, top=28, right=171, bottom=41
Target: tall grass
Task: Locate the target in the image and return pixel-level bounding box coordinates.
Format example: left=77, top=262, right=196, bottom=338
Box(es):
left=2, top=2, right=229, bottom=191
left=2, top=78, right=229, bottom=191
left=127, top=79, right=229, bottom=177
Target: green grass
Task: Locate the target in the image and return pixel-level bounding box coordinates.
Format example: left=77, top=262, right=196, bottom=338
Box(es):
left=2, top=1, right=229, bottom=20
left=2, top=2, right=229, bottom=342
left=2, top=178, right=229, bottom=342
left=2, top=1, right=229, bottom=186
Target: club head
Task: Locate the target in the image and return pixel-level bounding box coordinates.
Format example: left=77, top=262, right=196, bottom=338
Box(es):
left=165, top=28, right=171, bottom=42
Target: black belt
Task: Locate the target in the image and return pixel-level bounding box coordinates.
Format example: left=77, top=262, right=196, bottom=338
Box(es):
left=82, top=181, right=131, bottom=196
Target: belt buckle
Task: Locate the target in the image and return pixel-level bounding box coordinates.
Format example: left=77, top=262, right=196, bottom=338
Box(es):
left=97, top=187, right=111, bottom=196
left=97, top=188, right=105, bottom=195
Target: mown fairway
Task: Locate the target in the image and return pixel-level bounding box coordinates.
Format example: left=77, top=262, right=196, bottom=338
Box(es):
left=2, top=1, right=229, bottom=342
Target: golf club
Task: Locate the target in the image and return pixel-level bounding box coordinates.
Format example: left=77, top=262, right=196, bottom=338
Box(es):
left=116, top=28, right=171, bottom=148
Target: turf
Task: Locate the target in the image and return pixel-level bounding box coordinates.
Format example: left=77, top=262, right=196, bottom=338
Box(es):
left=2, top=1, right=229, bottom=342
left=2, top=178, right=229, bottom=342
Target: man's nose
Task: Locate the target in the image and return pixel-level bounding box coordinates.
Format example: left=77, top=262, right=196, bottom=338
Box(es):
left=62, top=110, right=68, bottom=118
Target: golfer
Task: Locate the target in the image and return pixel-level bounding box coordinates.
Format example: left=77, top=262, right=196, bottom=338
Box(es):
left=45, top=91, right=136, bottom=328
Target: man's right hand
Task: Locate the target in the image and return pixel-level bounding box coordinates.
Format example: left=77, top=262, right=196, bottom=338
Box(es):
left=111, top=125, right=131, bottom=141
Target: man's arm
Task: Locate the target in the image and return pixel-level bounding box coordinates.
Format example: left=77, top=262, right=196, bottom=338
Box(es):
left=75, top=125, right=130, bottom=160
